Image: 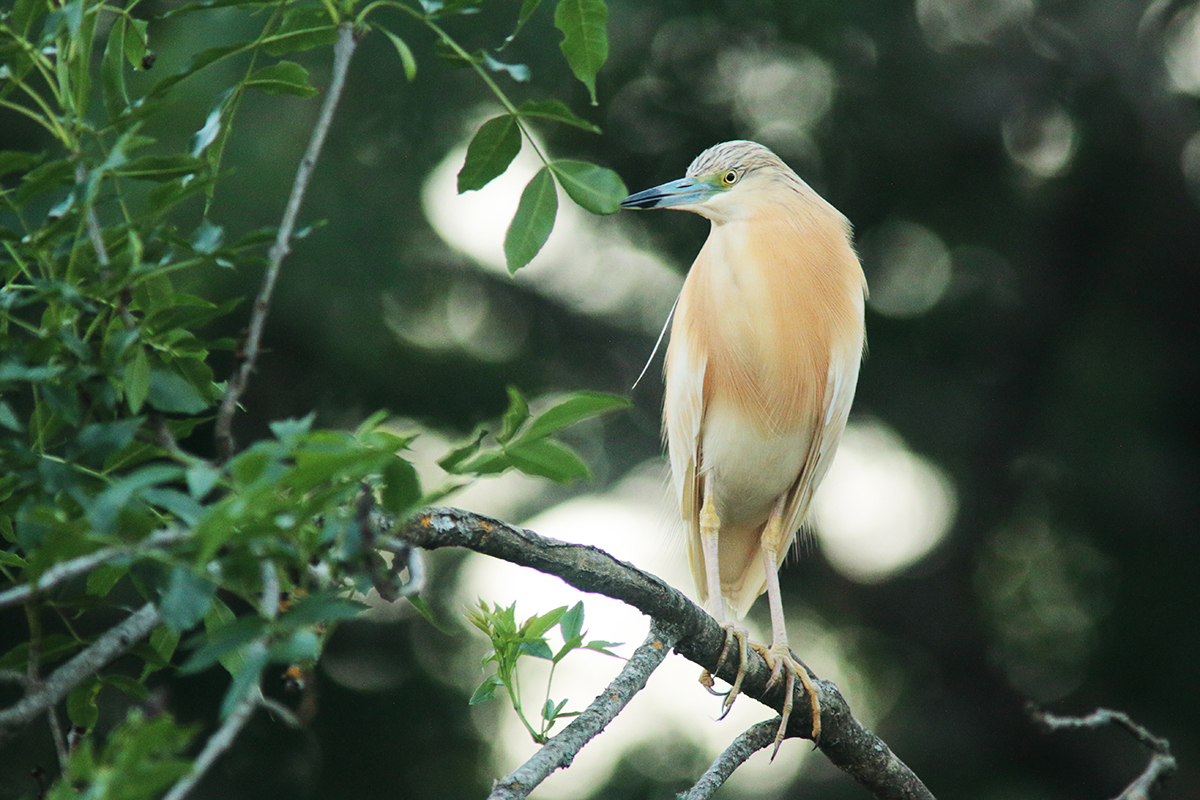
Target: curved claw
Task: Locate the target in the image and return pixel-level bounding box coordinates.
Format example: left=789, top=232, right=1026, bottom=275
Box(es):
left=697, top=626, right=752, bottom=717
left=750, top=643, right=822, bottom=758
left=699, top=670, right=728, bottom=697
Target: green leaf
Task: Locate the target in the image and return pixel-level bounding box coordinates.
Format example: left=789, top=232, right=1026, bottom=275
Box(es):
left=182, top=612, right=263, bottom=675
left=542, top=696, right=568, bottom=721
left=161, top=566, right=216, bottom=634
left=67, top=677, right=101, bottom=731
left=458, top=449, right=512, bottom=475
left=550, top=159, right=626, bottom=214
left=554, top=0, right=609, bottom=105
left=74, top=418, right=145, bottom=466
left=521, top=605, right=567, bottom=638
left=245, top=61, right=319, bottom=97
left=281, top=594, right=367, bottom=627
left=186, top=463, right=221, bottom=500
left=268, top=413, right=315, bottom=443
left=0, top=401, right=23, bottom=432
left=458, top=115, right=522, bottom=193
left=101, top=674, right=150, bottom=701
left=101, top=14, right=129, bottom=120
left=559, top=601, right=584, bottom=641
left=438, top=429, right=486, bottom=472
left=381, top=457, right=421, bottom=514
left=88, top=465, right=185, bottom=533
left=262, top=7, right=338, bottom=56
left=0, top=150, right=43, bottom=179
left=505, top=167, right=557, bottom=273
left=221, top=645, right=267, bottom=718
left=516, top=99, right=600, bottom=133
left=146, top=366, right=210, bottom=414
left=506, top=438, right=590, bottom=483
left=498, top=385, right=530, bottom=444
left=380, top=28, right=417, bottom=80
left=469, top=674, right=503, bottom=705
left=406, top=596, right=456, bottom=635
left=125, top=18, right=149, bottom=68
left=124, top=347, right=150, bottom=412
left=87, top=564, right=128, bottom=598
left=150, top=626, right=180, bottom=664
left=267, top=629, right=320, bottom=664
left=518, top=639, right=554, bottom=660
left=584, top=639, right=622, bottom=656
left=520, top=391, right=629, bottom=442
left=116, top=155, right=207, bottom=182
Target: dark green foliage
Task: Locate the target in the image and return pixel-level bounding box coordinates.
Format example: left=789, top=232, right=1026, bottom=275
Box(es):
left=0, top=0, right=624, bottom=795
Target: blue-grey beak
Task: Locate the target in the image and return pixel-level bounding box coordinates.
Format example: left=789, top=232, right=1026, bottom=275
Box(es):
left=620, top=177, right=713, bottom=210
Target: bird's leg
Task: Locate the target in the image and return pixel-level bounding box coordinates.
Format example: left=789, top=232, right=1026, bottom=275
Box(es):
left=749, top=502, right=822, bottom=756
left=697, top=474, right=751, bottom=716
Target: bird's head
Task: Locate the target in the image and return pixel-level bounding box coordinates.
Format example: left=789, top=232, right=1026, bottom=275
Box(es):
left=620, top=140, right=799, bottom=223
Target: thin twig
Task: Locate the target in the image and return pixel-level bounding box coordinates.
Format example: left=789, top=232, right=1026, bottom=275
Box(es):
left=401, top=507, right=935, bottom=800
left=214, top=22, right=359, bottom=461
left=1031, top=706, right=1176, bottom=800
left=679, top=718, right=780, bottom=800
left=162, top=689, right=261, bottom=800
left=0, top=529, right=189, bottom=612
left=489, top=623, right=676, bottom=800
left=260, top=696, right=303, bottom=728
left=260, top=560, right=280, bottom=620
left=0, top=603, right=160, bottom=746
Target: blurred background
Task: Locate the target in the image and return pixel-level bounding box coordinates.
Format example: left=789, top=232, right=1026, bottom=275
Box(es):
left=6, top=0, right=1200, bottom=797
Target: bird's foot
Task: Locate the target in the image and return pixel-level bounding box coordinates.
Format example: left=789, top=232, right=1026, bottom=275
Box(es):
left=698, top=625, right=751, bottom=719
left=749, top=642, right=821, bottom=758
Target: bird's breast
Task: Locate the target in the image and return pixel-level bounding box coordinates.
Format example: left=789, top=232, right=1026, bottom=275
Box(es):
left=677, top=213, right=861, bottom=439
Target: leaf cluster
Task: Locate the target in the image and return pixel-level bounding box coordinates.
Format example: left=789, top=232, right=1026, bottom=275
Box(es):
left=468, top=599, right=620, bottom=743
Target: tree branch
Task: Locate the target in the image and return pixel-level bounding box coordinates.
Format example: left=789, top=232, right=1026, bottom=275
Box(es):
left=489, top=622, right=676, bottom=800
left=214, top=22, right=360, bottom=461
left=0, top=529, right=189, bottom=612
left=680, top=718, right=780, bottom=800
left=1030, top=706, right=1176, bottom=800
left=162, top=688, right=262, bottom=800
left=0, top=603, right=160, bottom=746
left=399, top=508, right=935, bottom=800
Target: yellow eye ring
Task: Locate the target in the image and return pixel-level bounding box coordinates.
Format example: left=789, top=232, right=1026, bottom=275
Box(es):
left=722, top=170, right=739, bottom=185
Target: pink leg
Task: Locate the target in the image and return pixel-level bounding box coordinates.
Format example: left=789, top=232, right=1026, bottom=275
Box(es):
left=751, top=498, right=822, bottom=755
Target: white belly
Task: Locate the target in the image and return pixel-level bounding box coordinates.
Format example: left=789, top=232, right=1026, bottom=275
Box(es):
left=701, top=397, right=812, bottom=530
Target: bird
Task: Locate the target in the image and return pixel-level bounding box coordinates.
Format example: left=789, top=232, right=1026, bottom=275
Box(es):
left=621, top=141, right=866, bottom=753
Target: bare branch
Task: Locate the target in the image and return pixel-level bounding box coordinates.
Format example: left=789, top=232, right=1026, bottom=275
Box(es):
left=0, top=603, right=160, bottom=746
left=489, top=623, right=676, bottom=800
left=0, top=529, right=189, bottom=612
left=400, top=508, right=935, bottom=800
left=681, top=718, right=780, bottom=800
left=162, top=689, right=262, bottom=800
left=1031, top=706, right=1176, bottom=800
left=214, top=22, right=360, bottom=461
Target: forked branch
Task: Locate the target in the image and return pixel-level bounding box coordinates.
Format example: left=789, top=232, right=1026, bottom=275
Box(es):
left=399, top=507, right=935, bottom=800
left=1031, top=706, right=1176, bottom=800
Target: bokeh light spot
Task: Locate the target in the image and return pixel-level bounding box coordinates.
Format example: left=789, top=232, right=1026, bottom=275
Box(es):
left=813, top=421, right=956, bottom=584
left=860, top=220, right=953, bottom=319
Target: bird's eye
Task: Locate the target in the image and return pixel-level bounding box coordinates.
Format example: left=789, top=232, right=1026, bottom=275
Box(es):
left=722, top=170, right=739, bottom=185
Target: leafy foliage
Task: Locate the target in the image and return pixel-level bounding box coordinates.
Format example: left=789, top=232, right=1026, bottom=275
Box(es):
left=0, top=0, right=623, bottom=792
left=468, top=600, right=621, bottom=743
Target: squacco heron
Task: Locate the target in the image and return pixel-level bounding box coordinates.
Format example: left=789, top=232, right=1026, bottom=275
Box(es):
left=622, top=141, right=866, bottom=751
